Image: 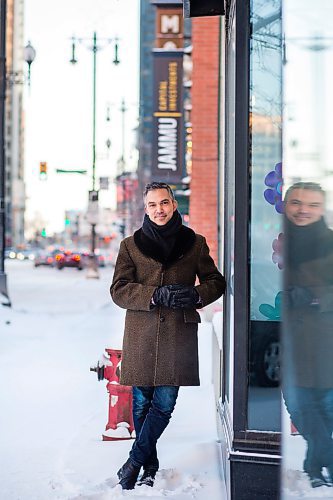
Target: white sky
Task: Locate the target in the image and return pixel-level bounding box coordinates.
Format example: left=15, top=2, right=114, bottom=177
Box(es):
left=24, top=0, right=140, bottom=234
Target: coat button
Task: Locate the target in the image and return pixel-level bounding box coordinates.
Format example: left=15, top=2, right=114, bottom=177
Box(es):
left=160, top=316, right=165, bottom=322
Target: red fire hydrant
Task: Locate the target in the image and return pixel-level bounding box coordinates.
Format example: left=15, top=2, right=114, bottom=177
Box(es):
left=90, top=348, right=135, bottom=441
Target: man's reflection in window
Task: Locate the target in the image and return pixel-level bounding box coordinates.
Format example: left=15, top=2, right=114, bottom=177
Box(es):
left=283, top=181, right=333, bottom=488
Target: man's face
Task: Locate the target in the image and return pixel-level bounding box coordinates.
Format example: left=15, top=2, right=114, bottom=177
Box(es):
left=145, top=188, right=178, bottom=226
left=285, top=188, right=325, bottom=226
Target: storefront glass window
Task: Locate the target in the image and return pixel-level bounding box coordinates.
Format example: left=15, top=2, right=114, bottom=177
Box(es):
left=248, top=0, right=282, bottom=431
left=223, top=14, right=236, bottom=404
left=282, top=0, right=333, bottom=495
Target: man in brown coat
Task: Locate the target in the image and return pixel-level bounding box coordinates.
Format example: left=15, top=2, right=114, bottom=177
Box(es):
left=110, top=181, right=225, bottom=489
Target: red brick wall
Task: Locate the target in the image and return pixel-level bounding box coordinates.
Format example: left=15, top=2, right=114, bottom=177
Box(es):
left=190, top=17, right=220, bottom=263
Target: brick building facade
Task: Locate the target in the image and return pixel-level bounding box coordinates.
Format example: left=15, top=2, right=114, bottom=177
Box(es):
left=189, top=17, right=220, bottom=262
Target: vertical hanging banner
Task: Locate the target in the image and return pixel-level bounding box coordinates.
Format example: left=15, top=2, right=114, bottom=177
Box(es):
left=152, top=50, right=184, bottom=183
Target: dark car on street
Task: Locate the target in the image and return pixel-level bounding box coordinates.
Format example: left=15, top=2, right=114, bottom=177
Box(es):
left=94, top=249, right=106, bottom=267
left=54, top=250, right=84, bottom=270
left=34, top=250, right=55, bottom=267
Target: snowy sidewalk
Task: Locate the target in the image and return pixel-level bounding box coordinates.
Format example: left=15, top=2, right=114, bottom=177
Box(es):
left=0, top=262, right=226, bottom=499
left=65, top=319, right=226, bottom=500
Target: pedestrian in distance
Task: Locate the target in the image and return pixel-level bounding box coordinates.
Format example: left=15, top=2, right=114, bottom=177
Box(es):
left=283, top=182, right=333, bottom=488
left=110, top=181, right=225, bottom=490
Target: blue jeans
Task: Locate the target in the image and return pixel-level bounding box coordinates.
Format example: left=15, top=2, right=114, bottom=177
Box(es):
left=129, top=386, right=179, bottom=471
left=284, top=386, right=333, bottom=474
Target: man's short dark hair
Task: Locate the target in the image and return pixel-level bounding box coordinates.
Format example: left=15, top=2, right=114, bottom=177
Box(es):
left=285, top=181, right=325, bottom=201
left=143, top=182, right=175, bottom=202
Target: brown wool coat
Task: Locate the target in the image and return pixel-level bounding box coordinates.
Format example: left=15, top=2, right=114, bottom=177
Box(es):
left=110, top=226, right=225, bottom=386
left=285, top=252, right=333, bottom=389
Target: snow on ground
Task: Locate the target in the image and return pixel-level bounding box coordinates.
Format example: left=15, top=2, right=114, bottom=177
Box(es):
left=282, top=405, right=333, bottom=499
left=0, top=260, right=227, bottom=499
left=282, top=469, right=333, bottom=500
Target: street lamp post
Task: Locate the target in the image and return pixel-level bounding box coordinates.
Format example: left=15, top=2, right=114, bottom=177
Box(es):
left=70, top=33, right=119, bottom=272
left=91, top=31, right=97, bottom=259
left=0, top=0, right=35, bottom=304
left=24, top=41, right=36, bottom=86
left=0, top=0, right=8, bottom=304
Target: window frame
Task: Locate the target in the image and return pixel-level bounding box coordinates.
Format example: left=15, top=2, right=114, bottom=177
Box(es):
left=221, top=0, right=281, bottom=454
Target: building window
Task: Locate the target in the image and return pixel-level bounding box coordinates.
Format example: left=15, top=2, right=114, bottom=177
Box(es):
left=247, top=0, right=282, bottom=431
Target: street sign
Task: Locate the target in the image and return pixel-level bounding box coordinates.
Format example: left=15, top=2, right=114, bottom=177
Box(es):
left=86, top=209, right=99, bottom=225
left=56, top=169, right=87, bottom=174
left=87, top=191, right=99, bottom=225
left=87, top=199, right=99, bottom=225
left=99, top=176, right=109, bottom=190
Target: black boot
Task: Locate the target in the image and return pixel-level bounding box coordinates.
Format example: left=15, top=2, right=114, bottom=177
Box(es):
left=304, top=458, right=331, bottom=488
left=309, top=475, right=330, bottom=488
left=117, top=458, right=141, bottom=490
left=307, top=471, right=331, bottom=488
left=137, top=468, right=157, bottom=487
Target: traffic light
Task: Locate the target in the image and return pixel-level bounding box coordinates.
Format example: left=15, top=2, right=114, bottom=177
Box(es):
left=41, top=228, right=46, bottom=238
left=89, top=190, right=99, bottom=202
left=39, top=161, right=47, bottom=179
left=64, top=211, right=71, bottom=228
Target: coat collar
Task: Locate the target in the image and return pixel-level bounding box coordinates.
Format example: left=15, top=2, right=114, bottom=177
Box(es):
left=133, top=225, right=196, bottom=266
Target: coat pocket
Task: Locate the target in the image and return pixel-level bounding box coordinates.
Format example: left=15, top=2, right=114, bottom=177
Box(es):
left=183, top=309, right=201, bottom=323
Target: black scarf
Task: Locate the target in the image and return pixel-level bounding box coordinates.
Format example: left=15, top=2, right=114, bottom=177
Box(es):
left=285, top=216, right=333, bottom=268
left=142, top=210, right=183, bottom=259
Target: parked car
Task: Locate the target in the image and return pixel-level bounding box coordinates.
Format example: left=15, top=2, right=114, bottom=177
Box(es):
left=16, top=249, right=35, bottom=261
left=212, top=310, right=280, bottom=388
left=249, top=320, right=280, bottom=387
left=54, top=250, right=84, bottom=270
left=97, top=254, right=106, bottom=267
left=94, top=249, right=106, bottom=267
left=5, top=248, right=16, bottom=259
left=34, top=250, right=55, bottom=267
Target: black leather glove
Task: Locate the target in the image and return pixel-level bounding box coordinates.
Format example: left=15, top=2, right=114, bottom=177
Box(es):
left=153, top=284, right=184, bottom=308
left=172, top=285, right=200, bottom=309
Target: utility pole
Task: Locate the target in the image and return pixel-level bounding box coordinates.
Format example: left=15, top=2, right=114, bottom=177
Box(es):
left=0, top=0, right=10, bottom=305
left=70, top=33, right=119, bottom=270
left=120, top=97, right=127, bottom=167
left=91, top=31, right=97, bottom=256
left=120, top=98, right=127, bottom=238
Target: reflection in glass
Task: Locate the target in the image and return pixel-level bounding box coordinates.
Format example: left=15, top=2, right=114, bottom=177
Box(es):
left=283, top=183, right=333, bottom=491
left=282, top=1, right=333, bottom=496
left=248, top=0, right=282, bottom=432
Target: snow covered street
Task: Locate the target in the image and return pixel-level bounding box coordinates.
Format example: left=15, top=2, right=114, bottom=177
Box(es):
left=0, top=260, right=226, bottom=499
